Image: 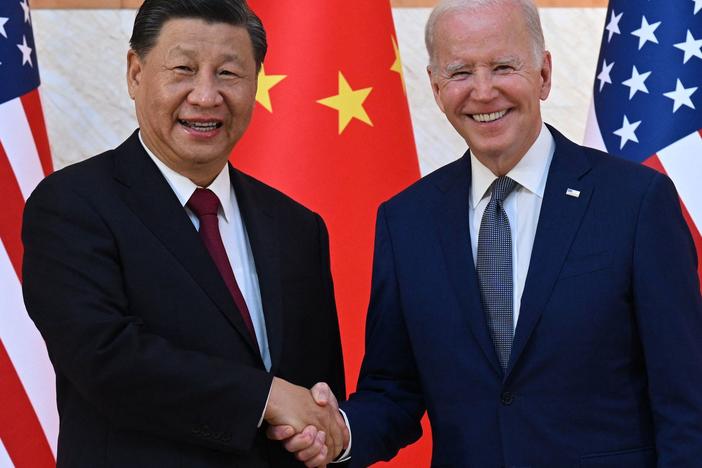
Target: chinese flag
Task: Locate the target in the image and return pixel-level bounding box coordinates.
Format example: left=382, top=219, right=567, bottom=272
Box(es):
left=232, top=1, right=428, bottom=466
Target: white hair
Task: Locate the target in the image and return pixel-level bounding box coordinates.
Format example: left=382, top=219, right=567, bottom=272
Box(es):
left=425, top=0, right=546, bottom=68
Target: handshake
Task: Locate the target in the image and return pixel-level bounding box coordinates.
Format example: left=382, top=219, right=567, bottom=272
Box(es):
left=264, top=377, right=349, bottom=467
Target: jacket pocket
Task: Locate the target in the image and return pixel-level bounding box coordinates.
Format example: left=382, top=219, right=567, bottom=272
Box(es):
left=560, top=251, right=611, bottom=279
left=580, top=446, right=655, bottom=467
left=105, top=427, right=183, bottom=468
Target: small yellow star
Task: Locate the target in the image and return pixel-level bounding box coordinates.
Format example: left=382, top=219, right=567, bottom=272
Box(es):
left=317, top=72, right=373, bottom=134
left=391, top=36, right=406, bottom=94
left=256, top=65, right=287, bottom=113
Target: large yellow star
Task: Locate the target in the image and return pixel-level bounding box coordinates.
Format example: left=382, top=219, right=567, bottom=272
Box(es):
left=317, top=72, right=373, bottom=134
left=391, top=36, right=406, bottom=94
left=256, top=65, right=287, bottom=113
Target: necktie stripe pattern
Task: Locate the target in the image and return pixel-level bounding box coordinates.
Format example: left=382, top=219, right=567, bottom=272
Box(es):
left=477, top=176, right=517, bottom=371
left=187, top=188, right=257, bottom=340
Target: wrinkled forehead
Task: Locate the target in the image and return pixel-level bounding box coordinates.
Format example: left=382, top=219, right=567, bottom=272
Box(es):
left=430, top=5, right=539, bottom=67
left=163, top=42, right=250, bottom=64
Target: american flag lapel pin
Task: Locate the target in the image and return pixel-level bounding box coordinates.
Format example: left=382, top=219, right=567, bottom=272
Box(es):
left=566, top=188, right=581, bottom=198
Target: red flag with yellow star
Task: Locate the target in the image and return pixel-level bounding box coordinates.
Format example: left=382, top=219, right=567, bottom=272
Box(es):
left=231, top=1, right=427, bottom=466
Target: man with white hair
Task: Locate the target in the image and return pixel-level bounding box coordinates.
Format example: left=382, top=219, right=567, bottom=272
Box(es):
left=271, top=0, right=702, bottom=466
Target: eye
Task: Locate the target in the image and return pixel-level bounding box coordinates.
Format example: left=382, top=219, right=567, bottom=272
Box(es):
left=450, top=71, right=471, bottom=79
left=494, top=65, right=515, bottom=73
left=173, top=65, right=194, bottom=74
left=219, top=69, right=238, bottom=77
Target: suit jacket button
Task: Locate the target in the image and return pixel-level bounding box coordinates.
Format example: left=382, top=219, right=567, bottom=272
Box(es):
left=501, top=391, right=514, bottom=405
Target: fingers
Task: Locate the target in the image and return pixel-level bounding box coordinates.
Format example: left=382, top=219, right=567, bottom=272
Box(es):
left=310, top=381, right=344, bottom=457
left=283, top=425, right=318, bottom=452
left=334, top=410, right=350, bottom=450
left=296, top=430, right=328, bottom=467
left=267, top=425, right=328, bottom=467
left=302, top=444, right=328, bottom=468
left=266, top=424, right=295, bottom=441
left=303, top=444, right=328, bottom=468
left=310, top=382, right=345, bottom=461
left=322, top=409, right=345, bottom=461
left=265, top=380, right=348, bottom=465
left=280, top=411, right=342, bottom=464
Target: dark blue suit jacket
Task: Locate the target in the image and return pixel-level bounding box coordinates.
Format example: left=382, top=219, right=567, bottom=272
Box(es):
left=342, top=126, right=702, bottom=467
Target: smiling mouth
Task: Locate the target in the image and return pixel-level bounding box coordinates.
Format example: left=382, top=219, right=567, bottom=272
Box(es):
left=178, top=120, right=223, bottom=132
left=471, top=110, right=508, bottom=123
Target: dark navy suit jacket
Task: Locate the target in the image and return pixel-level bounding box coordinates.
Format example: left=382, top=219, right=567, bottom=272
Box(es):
left=342, top=126, right=702, bottom=467
left=22, top=131, right=345, bottom=467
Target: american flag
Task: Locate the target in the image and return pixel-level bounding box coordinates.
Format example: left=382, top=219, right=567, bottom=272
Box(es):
left=584, top=0, right=702, bottom=287
left=0, top=1, right=57, bottom=466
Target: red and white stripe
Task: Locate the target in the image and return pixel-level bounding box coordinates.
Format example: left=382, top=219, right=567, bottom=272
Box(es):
left=0, top=98, right=46, bottom=198
left=658, top=131, right=702, bottom=237
left=584, top=101, right=607, bottom=153
left=0, top=440, right=12, bottom=468
left=0, top=90, right=56, bottom=467
left=585, top=104, right=702, bottom=289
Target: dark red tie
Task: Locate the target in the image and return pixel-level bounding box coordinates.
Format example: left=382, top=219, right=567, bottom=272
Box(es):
left=187, top=188, right=256, bottom=340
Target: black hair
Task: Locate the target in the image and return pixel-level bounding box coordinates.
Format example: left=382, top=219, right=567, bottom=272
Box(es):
left=129, top=0, right=267, bottom=69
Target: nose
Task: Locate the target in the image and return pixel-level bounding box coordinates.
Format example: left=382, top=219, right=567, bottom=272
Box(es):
left=471, top=69, right=497, bottom=101
left=187, top=73, right=224, bottom=107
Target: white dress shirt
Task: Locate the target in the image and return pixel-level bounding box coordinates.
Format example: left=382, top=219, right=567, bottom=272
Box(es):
left=338, top=125, right=556, bottom=462
left=138, top=133, right=272, bottom=371
left=469, top=123, right=555, bottom=329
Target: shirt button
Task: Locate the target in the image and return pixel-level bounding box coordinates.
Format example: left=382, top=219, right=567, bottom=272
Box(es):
left=501, top=391, right=514, bottom=405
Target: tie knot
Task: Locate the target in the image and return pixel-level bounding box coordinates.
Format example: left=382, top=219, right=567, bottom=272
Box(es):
left=187, top=188, right=220, bottom=217
left=490, top=176, right=517, bottom=204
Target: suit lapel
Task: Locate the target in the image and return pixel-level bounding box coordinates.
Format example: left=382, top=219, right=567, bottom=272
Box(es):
left=230, top=168, right=284, bottom=373
left=507, top=127, right=593, bottom=378
left=432, top=155, right=503, bottom=376
left=112, top=131, right=261, bottom=357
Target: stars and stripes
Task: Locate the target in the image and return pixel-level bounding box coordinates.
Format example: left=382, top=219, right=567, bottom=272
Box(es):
left=585, top=0, right=702, bottom=287
left=0, top=1, right=57, bottom=467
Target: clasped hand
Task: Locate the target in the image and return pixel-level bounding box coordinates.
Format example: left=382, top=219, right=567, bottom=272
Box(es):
left=264, top=378, right=348, bottom=467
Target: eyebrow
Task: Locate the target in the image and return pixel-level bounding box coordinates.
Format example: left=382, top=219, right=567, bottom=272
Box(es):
left=445, top=62, right=469, bottom=74
left=443, top=55, right=523, bottom=74
left=166, top=45, right=246, bottom=65
left=493, top=56, right=521, bottom=66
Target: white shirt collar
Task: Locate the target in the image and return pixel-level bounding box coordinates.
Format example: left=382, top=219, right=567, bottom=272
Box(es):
left=139, top=131, right=233, bottom=222
left=469, top=123, right=555, bottom=208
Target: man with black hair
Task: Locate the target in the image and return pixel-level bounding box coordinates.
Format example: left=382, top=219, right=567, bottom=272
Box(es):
left=22, top=1, right=347, bottom=466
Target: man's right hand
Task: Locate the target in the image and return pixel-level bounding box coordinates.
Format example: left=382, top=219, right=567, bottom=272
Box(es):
left=266, top=381, right=348, bottom=467
left=264, top=379, right=348, bottom=466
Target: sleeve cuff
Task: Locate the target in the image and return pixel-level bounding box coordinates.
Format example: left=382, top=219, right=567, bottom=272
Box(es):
left=332, top=408, right=352, bottom=463
left=258, top=381, right=273, bottom=428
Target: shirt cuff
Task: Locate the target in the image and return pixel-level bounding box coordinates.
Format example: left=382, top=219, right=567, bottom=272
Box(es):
left=258, top=381, right=273, bottom=428
left=332, top=408, right=352, bottom=463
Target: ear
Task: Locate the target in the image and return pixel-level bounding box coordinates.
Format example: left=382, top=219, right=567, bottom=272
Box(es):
left=253, top=65, right=261, bottom=94
left=539, top=50, right=553, bottom=101
left=126, top=49, right=143, bottom=100
left=427, top=65, right=447, bottom=114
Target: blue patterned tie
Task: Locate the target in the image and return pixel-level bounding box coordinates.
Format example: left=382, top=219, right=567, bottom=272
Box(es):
left=477, top=176, right=517, bottom=371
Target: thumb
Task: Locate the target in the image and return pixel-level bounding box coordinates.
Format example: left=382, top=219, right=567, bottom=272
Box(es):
left=310, top=382, right=335, bottom=407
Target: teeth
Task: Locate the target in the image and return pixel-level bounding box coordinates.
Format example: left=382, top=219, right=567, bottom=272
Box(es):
left=472, top=110, right=507, bottom=123
left=180, top=120, right=220, bottom=131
